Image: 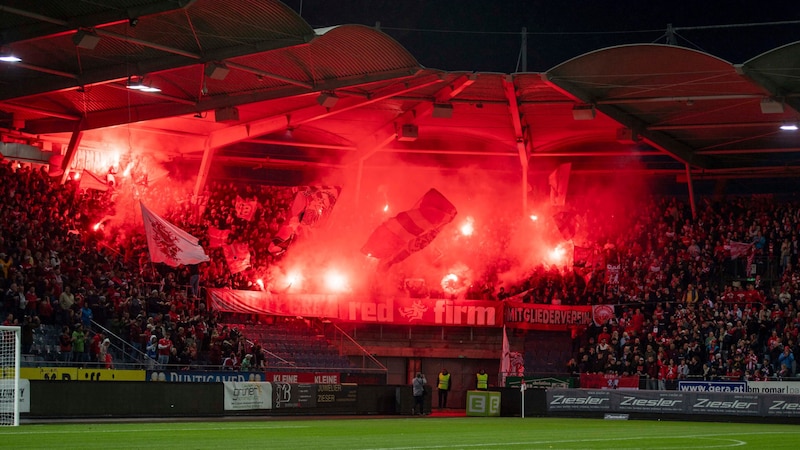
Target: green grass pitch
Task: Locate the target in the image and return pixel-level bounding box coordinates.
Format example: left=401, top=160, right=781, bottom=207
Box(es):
left=1, top=417, right=798, bottom=449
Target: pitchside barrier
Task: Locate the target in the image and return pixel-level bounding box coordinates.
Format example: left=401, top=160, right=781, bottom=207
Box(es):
left=545, top=388, right=800, bottom=423
left=24, top=381, right=401, bottom=419
left=20, top=378, right=800, bottom=421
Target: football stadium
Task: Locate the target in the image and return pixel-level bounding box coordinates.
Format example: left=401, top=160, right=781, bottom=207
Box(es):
left=1, top=1, right=800, bottom=448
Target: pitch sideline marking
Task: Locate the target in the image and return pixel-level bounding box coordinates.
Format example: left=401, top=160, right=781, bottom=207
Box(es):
left=0, top=424, right=310, bottom=435
left=366, top=430, right=800, bottom=449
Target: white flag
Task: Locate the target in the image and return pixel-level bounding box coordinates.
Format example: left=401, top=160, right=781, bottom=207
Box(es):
left=141, top=202, right=209, bottom=267
left=500, top=325, right=510, bottom=387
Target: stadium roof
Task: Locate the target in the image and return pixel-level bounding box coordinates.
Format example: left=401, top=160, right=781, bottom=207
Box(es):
left=1, top=0, right=800, bottom=192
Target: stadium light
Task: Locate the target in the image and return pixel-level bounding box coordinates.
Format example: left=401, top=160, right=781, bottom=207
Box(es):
left=127, top=76, right=161, bottom=93
left=0, top=50, right=21, bottom=62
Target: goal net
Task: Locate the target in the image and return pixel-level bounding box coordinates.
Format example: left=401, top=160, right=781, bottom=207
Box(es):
left=0, top=326, right=20, bottom=426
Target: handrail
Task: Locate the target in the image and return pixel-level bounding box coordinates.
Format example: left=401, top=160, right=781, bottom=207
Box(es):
left=328, top=321, right=388, bottom=372
left=91, top=319, right=155, bottom=366
left=245, top=338, right=295, bottom=367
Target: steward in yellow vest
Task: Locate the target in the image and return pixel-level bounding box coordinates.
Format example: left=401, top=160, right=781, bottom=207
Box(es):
left=437, top=368, right=451, bottom=408
left=476, top=369, right=488, bottom=390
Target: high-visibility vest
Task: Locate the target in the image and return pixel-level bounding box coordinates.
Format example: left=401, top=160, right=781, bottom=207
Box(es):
left=438, top=372, right=451, bottom=390
left=476, top=372, right=488, bottom=390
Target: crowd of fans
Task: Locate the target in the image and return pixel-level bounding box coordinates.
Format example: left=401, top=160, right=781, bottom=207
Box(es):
left=1, top=157, right=799, bottom=385
left=0, top=161, right=283, bottom=371
left=552, top=196, right=800, bottom=384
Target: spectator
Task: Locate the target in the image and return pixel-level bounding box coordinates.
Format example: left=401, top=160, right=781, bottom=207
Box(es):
left=778, top=346, right=795, bottom=377
left=239, top=353, right=253, bottom=372
left=437, top=368, right=451, bottom=409
left=99, top=338, right=113, bottom=369
left=58, top=286, right=75, bottom=325
left=80, top=302, right=93, bottom=330
left=145, top=335, right=158, bottom=370
left=71, top=324, right=87, bottom=366
left=20, top=315, right=39, bottom=355
left=222, top=352, right=238, bottom=370
left=412, top=372, right=427, bottom=415
left=58, top=325, right=73, bottom=364
left=89, top=332, right=103, bottom=364
left=157, top=331, right=173, bottom=368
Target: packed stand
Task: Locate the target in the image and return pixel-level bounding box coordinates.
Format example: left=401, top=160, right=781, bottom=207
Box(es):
left=2, top=157, right=799, bottom=384
left=0, top=161, right=323, bottom=372
left=545, top=196, right=800, bottom=385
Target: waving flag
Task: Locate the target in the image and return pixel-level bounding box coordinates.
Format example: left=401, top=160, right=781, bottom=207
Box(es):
left=140, top=203, right=209, bottom=267
left=553, top=210, right=577, bottom=240
left=501, top=325, right=510, bottom=386
left=207, top=227, right=230, bottom=248
left=361, top=188, right=457, bottom=269
left=294, top=185, right=341, bottom=227
left=48, top=154, right=64, bottom=177
left=572, top=245, right=595, bottom=268
left=79, top=170, right=109, bottom=191
left=269, top=186, right=341, bottom=254
left=728, top=241, right=754, bottom=259
left=234, top=196, right=258, bottom=221
left=500, top=326, right=524, bottom=385
left=223, top=242, right=251, bottom=274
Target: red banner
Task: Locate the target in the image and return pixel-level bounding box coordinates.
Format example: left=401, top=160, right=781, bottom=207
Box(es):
left=503, top=301, right=593, bottom=331
left=580, top=373, right=639, bottom=390
left=338, top=297, right=500, bottom=327
left=592, top=305, right=616, bottom=326
left=266, top=372, right=339, bottom=384
left=207, top=289, right=501, bottom=327
left=207, top=289, right=339, bottom=318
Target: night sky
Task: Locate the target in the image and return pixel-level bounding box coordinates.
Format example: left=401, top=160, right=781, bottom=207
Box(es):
left=283, top=0, right=800, bottom=72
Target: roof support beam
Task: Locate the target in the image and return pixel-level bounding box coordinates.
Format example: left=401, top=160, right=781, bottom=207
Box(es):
left=342, top=74, right=470, bottom=166
left=685, top=163, right=696, bottom=219
left=193, top=138, right=215, bottom=200
left=596, top=94, right=763, bottom=105
left=13, top=62, right=77, bottom=79
left=59, top=118, right=85, bottom=184
left=208, top=74, right=442, bottom=151
left=225, top=62, right=313, bottom=90
left=378, top=149, right=518, bottom=157
left=105, top=82, right=197, bottom=106
left=0, top=1, right=196, bottom=44
left=94, top=29, right=200, bottom=59
left=694, top=147, right=800, bottom=155
left=649, top=121, right=790, bottom=131
left=0, top=102, right=80, bottom=121
left=737, top=63, right=800, bottom=115
left=502, top=75, right=530, bottom=213
left=0, top=37, right=311, bottom=101
left=541, top=72, right=715, bottom=170
left=244, top=138, right=356, bottom=151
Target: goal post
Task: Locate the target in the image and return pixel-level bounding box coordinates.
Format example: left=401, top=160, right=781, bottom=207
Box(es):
left=0, top=326, right=20, bottom=426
